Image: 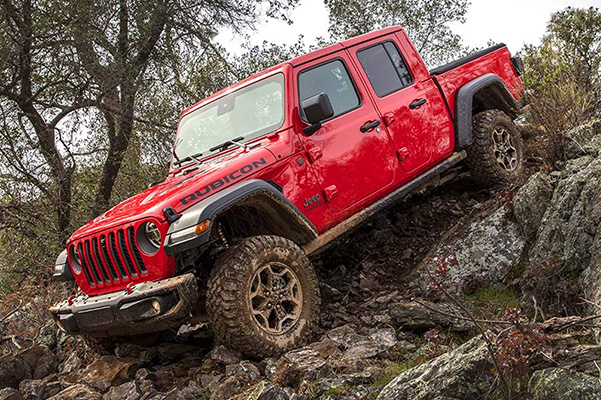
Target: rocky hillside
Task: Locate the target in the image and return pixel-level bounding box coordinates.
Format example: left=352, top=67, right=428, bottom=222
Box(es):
left=1, top=120, right=601, bottom=400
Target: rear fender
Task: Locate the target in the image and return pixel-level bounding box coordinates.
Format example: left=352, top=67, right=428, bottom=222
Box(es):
left=455, top=73, right=521, bottom=149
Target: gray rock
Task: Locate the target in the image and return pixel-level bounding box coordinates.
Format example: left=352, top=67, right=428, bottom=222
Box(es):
left=210, top=375, right=249, bottom=400
left=134, top=368, right=152, bottom=381
left=18, top=380, right=45, bottom=400
left=156, top=344, right=200, bottom=362
left=342, top=340, right=386, bottom=361
left=43, top=381, right=63, bottom=398
left=36, top=324, right=58, bottom=352
left=20, top=346, right=57, bottom=380
left=235, top=381, right=290, bottom=400
left=369, top=328, right=397, bottom=348
left=78, top=356, right=139, bottom=386
left=58, top=354, right=81, bottom=375
left=115, top=344, right=157, bottom=362
left=163, top=386, right=206, bottom=400
left=513, top=172, right=555, bottom=241
left=413, top=207, right=526, bottom=297
left=225, top=361, right=261, bottom=381
left=518, top=154, right=601, bottom=315
left=529, top=368, right=601, bottom=399
left=46, top=384, right=101, bottom=400
left=326, top=325, right=364, bottom=349
left=0, top=388, right=24, bottom=400
left=0, top=355, right=31, bottom=389
left=256, top=384, right=289, bottom=400
left=280, top=347, right=326, bottom=372
left=199, top=374, right=222, bottom=391
left=388, top=301, right=474, bottom=332
left=207, top=346, right=240, bottom=365
left=377, top=335, right=494, bottom=400
left=564, top=119, right=601, bottom=159
left=103, top=382, right=140, bottom=400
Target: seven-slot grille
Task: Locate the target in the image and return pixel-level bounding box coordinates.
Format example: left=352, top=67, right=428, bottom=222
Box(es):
left=70, top=226, right=148, bottom=287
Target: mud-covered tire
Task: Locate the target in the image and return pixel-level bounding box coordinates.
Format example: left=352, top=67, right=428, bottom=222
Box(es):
left=466, top=109, right=524, bottom=185
left=207, top=235, right=320, bottom=358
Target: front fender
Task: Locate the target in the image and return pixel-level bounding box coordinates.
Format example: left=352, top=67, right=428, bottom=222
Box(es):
left=163, top=179, right=317, bottom=256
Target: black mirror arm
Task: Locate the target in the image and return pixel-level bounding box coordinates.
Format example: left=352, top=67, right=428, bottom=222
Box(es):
left=302, top=122, right=322, bottom=136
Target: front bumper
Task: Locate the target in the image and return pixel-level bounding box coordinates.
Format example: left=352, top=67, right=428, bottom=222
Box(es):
left=49, top=273, right=198, bottom=337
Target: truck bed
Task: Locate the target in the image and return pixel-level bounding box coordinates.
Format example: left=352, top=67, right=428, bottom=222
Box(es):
left=430, top=44, right=524, bottom=120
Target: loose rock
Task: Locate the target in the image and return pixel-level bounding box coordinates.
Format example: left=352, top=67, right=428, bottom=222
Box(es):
left=529, top=368, right=601, bottom=400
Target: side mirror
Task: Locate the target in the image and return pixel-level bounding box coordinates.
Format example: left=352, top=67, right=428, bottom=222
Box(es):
left=301, top=93, right=334, bottom=135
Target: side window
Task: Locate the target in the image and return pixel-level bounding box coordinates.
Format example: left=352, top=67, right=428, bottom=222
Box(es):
left=298, top=59, right=361, bottom=120
left=357, top=41, right=413, bottom=97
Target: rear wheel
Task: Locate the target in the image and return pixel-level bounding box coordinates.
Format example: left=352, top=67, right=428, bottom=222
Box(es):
left=466, top=109, right=524, bottom=185
left=207, top=235, right=320, bottom=357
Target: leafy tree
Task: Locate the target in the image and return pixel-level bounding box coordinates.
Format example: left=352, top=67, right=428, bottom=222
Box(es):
left=0, top=0, right=298, bottom=293
left=522, top=7, right=601, bottom=162
left=324, top=0, right=470, bottom=67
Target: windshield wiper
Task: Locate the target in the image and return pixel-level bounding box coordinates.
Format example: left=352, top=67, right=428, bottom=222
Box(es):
left=173, top=152, right=203, bottom=167
left=209, top=136, right=246, bottom=153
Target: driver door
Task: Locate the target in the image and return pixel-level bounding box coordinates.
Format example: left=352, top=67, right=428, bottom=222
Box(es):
left=295, top=53, right=398, bottom=214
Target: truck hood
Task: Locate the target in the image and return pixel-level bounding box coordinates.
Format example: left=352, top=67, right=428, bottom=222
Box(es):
left=70, top=147, right=276, bottom=241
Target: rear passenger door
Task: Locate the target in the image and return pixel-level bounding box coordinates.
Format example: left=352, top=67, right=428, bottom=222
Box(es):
left=295, top=54, right=398, bottom=214
left=349, top=37, right=433, bottom=173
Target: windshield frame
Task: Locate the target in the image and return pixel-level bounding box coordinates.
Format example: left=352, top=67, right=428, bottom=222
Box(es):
left=171, top=71, right=287, bottom=169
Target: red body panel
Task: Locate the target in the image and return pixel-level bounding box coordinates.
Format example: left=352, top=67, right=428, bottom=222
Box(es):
left=66, top=26, right=523, bottom=296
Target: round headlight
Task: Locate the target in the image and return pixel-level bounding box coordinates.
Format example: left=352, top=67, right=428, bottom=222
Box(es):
left=145, top=222, right=161, bottom=249
left=136, top=222, right=162, bottom=255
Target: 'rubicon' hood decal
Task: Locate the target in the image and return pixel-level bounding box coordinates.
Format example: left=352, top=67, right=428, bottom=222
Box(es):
left=69, top=148, right=276, bottom=241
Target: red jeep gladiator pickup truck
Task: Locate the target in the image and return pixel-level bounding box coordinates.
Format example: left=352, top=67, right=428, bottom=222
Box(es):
left=50, top=26, right=525, bottom=356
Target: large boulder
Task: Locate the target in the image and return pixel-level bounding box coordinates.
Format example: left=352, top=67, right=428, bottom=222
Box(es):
left=412, top=207, right=526, bottom=297
left=19, top=346, right=57, bottom=380
left=529, top=368, right=601, bottom=400
left=388, top=301, right=474, bottom=332
left=77, top=356, right=139, bottom=386
left=377, top=335, right=495, bottom=400
left=0, top=355, right=31, bottom=389
left=46, top=384, right=101, bottom=400
left=513, top=172, right=554, bottom=241
left=564, top=119, right=601, bottom=159
left=515, top=155, right=601, bottom=315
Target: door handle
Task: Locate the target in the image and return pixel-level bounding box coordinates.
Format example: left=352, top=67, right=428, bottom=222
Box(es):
left=360, top=120, right=381, bottom=133
left=409, top=98, right=427, bottom=110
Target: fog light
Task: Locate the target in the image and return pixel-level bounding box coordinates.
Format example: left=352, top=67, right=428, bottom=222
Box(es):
left=151, top=299, right=161, bottom=313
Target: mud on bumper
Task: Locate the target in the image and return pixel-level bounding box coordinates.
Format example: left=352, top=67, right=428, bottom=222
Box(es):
left=49, top=274, right=198, bottom=337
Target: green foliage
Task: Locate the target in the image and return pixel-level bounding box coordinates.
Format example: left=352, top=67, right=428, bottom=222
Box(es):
left=467, top=285, right=520, bottom=318
left=522, top=7, right=601, bottom=163
left=371, top=360, right=417, bottom=387
left=324, top=0, right=470, bottom=67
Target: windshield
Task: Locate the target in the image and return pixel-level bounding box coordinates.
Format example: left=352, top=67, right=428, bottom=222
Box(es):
left=173, top=73, right=285, bottom=163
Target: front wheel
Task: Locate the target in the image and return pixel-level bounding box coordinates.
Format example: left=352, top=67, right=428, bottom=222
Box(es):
left=466, top=109, right=524, bottom=185
left=207, top=236, right=320, bottom=358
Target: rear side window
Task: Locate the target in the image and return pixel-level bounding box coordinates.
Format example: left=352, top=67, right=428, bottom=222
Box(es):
left=357, top=41, right=413, bottom=97
left=298, top=59, right=361, bottom=120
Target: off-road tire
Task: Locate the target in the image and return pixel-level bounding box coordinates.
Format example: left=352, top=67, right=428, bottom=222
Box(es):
left=207, top=235, right=320, bottom=358
left=466, top=109, right=524, bottom=185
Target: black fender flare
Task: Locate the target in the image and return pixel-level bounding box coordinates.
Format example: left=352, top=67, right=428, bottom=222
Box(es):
left=454, top=73, right=521, bottom=149
left=164, top=179, right=318, bottom=256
